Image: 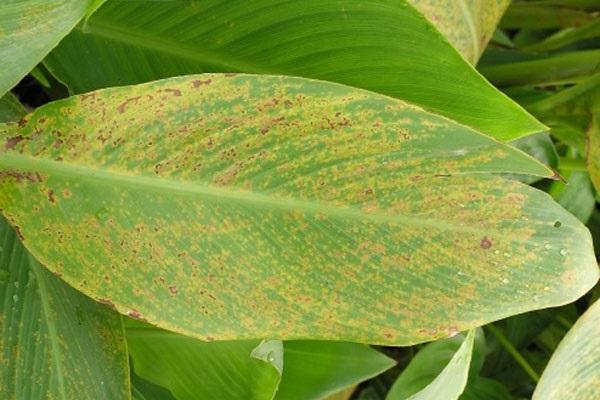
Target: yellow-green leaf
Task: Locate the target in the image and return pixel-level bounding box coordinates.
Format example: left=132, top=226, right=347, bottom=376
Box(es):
left=0, top=0, right=104, bottom=97
left=408, top=0, right=510, bottom=64
left=0, top=74, right=596, bottom=344
left=533, top=300, right=600, bottom=400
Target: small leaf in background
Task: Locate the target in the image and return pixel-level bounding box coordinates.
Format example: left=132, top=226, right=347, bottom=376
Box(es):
left=508, top=132, right=558, bottom=184
left=0, top=74, right=595, bottom=344
left=127, top=322, right=282, bottom=400
left=587, top=114, right=600, bottom=192
left=43, top=0, right=544, bottom=140
left=127, top=320, right=394, bottom=400
left=275, top=341, right=395, bottom=400
left=549, top=171, right=596, bottom=224
left=0, top=0, right=105, bottom=97
left=533, top=300, right=600, bottom=400
left=387, top=330, right=476, bottom=400
left=459, top=377, right=512, bottom=400
left=0, top=93, right=26, bottom=122
left=407, top=0, right=511, bottom=64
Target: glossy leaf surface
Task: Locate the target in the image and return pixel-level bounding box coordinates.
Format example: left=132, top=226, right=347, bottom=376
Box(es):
left=533, top=300, right=600, bottom=400
left=0, top=74, right=596, bottom=344
left=0, top=0, right=102, bottom=97
left=44, top=0, right=543, bottom=140
left=276, top=341, right=395, bottom=400
left=127, top=322, right=282, bottom=400
left=387, top=330, right=475, bottom=400
left=408, top=0, right=510, bottom=64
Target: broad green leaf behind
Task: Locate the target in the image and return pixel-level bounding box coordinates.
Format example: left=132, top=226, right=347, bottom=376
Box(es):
left=44, top=0, right=544, bottom=141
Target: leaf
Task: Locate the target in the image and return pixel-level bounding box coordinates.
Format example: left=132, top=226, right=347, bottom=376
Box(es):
left=387, top=330, right=476, bottom=400
left=275, top=341, right=395, bottom=400
left=43, top=0, right=544, bottom=141
left=459, top=377, right=511, bottom=400
left=0, top=217, right=130, bottom=399
left=549, top=171, right=596, bottom=224
left=0, top=93, right=26, bottom=123
left=0, top=74, right=596, bottom=344
left=0, top=80, right=129, bottom=400
left=0, top=0, right=103, bottom=97
left=407, top=0, right=510, bottom=64
left=508, top=132, right=558, bottom=184
left=127, top=322, right=282, bottom=400
left=587, top=114, right=600, bottom=192
left=533, top=300, right=600, bottom=399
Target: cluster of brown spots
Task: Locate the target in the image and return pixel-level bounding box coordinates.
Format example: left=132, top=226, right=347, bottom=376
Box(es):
left=480, top=236, right=492, bottom=249
left=47, top=189, right=56, bottom=204
left=5, top=135, right=25, bottom=150
left=192, top=79, right=212, bottom=88
left=0, top=170, right=42, bottom=183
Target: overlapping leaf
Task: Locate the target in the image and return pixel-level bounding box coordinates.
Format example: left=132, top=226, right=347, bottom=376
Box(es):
left=0, top=0, right=103, bottom=97
left=0, top=74, right=596, bottom=344
left=533, top=300, right=600, bottom=399
left=44, top=0, right=543, bottom=140
left=387, top=330, right=475, bottom=400
left=408, top=0, right=510, bottom=64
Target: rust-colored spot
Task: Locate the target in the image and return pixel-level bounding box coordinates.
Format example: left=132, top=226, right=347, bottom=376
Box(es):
left=14, top=226, right=24, bottom=241
left=168, top=285, right=178, bottom=295
left=364, top=187, right=374, bottom=195
left=17, top=118, right=27, bottom=128
left=5, top=135, right=25, bottom=150
left=260, top=127, right=269, bottom=134
left=164, top=88, right=182, bottom=97
left=192, top=79, right=213, bottom=88
left=116, top=96, right=142, bottom=113
left=80, top=92, right=97, bottom=102
left=480, top=236, right=492, bottom=249
left=97, top=298, right=117, bottom=310
left=205, top=336, right=215, bottom=341
left=409, top=175, right=422, bottom=182
left=47, top=189, right=56, bottom=204
left=127, top=309, right=147, bottom=321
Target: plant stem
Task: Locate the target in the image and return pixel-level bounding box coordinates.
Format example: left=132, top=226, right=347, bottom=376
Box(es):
left=486, top=324, right=540, bottom=382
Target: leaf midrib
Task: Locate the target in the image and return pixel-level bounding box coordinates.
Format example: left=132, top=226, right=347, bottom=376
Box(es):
left=0, top=152, right=500, bottom=235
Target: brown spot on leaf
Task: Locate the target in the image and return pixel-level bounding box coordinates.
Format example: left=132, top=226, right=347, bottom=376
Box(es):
left=164, top=88, right=182, bottom=97
left=168, top=285, right=178, bottom=295
left=47, top=189, right=56, bottom=204
left=14, top=226, right=24, bottom=241
left=192, top=79, right=213, bottom=88
left=0, top=171, right=42, bottom=183
left=116, top=96, right=142, bottom=113
left=5, top=135, right=25, bottom=150
left=480, top=236, right=492, bottom=249
left=97, top=298, right=117, bottom=310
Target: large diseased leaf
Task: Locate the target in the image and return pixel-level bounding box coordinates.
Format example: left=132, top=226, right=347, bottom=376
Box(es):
left=408, top=0, right=510, bottom=64
left=127, top=322, right=282, bottom=400
left=0, top=74, right=596, bottom=344
left=387, top=330, right=476, bottom=400
left=533, top=300, right=600, bottom=399
left=0, top=217, right=130, bottom=399
left=44, top=0, right=544, bottom=141
left=0, top=0, right=104, bottom=97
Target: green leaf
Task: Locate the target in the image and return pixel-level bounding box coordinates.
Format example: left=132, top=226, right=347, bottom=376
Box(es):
left=43, top=0, right=544, bottom=141
left=0, top=93, right=26, bottom=123
left=549, top=171, right=596, bottom=224
left=0, top=0, right=103, bottom=97
left=588, top=114, right=600, bottom=192
left=275, top=341, right=395, bottom=400
left=508, top=132, right=558, bottom=184
left=479, top=49, right=600, bottom=87
left=459, top=377, right=511, bottom=400
left=407, top=0, right=511, bottom=64
left=500, top=3, right=595, bottom=29
left=127, top=322, right=282, bottom=400
left=387, top=330, right=476, bottom=400
left=524, top=19, right=600, bottom=52
left=0, top=74, right=595, bottom=344
left=0, top=217, right=130, bottom=399
left=533, top=300, right=600, bottom=399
